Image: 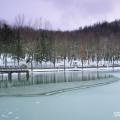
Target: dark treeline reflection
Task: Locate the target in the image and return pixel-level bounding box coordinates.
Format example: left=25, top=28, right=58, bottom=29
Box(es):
left=0, top=71, right=112, bottom=88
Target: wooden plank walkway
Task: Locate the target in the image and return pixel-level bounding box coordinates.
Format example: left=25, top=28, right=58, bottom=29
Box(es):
left=0, top=69, right=29, bottom=80
left=0, top=69, right=29, bottom=73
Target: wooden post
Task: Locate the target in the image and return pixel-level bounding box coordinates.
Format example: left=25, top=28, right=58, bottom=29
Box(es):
left=18, top=73, right=21, bottom=80
left=26, top=71, right=29, bottom=80
left=2, top=73, right=3, bottom=81
left=8, top=72, right=12, bottom=81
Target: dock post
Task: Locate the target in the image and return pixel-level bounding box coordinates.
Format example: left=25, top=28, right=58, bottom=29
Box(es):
left=18, top=73, right=21, bottom=80
left=2, top=73, right=3, bottom=81
left=8, top=72, right=12, bottom=81
left=26, top=71, right=29, bottom=80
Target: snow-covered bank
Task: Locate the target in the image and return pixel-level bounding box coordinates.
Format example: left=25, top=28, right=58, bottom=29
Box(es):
left=1, top=53, right=120, bottom=69
left=31, top=67, right=120, bottom=72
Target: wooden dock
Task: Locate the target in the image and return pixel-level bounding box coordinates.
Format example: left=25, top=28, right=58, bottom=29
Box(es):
left=0, top=69, right=29, bottom=80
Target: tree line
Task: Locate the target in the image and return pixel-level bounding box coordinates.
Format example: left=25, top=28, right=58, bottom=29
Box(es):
left=0, top=17, right=120, bottom=68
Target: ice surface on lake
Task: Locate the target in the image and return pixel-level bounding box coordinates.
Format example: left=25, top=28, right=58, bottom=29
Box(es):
left=8, top=111, right=13, bottom=115
left=0, top=71, right=120, bottom=120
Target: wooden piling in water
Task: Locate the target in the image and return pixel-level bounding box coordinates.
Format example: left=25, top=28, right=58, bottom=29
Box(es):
left=26, top=71, right=29, bottom=80
left=8, top=72, right=12, bottom=81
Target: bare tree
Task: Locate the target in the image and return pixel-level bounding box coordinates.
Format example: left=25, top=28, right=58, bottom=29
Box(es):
left=15, top=14, right=25, bottom=28
left=14, top=14, right=25, bottom=66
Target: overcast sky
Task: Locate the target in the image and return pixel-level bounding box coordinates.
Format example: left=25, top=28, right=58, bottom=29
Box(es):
left=0, top=0, right=120, bottom=30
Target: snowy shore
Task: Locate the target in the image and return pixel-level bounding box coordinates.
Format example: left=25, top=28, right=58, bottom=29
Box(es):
left=30, top=66, right=120, bottom=72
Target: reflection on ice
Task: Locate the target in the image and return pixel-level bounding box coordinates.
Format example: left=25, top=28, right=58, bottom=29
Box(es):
left=0, top=71, right=118, bottom=96
left=0, top=71, right=112, bottom=88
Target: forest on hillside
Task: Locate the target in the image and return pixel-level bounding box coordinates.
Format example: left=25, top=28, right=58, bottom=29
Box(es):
left=0, top=16, right=120, bottom=68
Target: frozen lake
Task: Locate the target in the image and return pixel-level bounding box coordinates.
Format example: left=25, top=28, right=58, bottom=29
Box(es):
left=0, top=71, right=120, bottom=120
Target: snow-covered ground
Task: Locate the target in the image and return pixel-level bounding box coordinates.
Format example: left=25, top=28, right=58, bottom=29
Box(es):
left=0, top=54, right=120, bottom=68
left=0, top=71, right=120, bottom=120
left=31, top=67, right=120, bottom=72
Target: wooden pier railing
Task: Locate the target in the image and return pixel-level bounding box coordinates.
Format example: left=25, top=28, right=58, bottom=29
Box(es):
left=0, top=69, right=29, bottom=80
